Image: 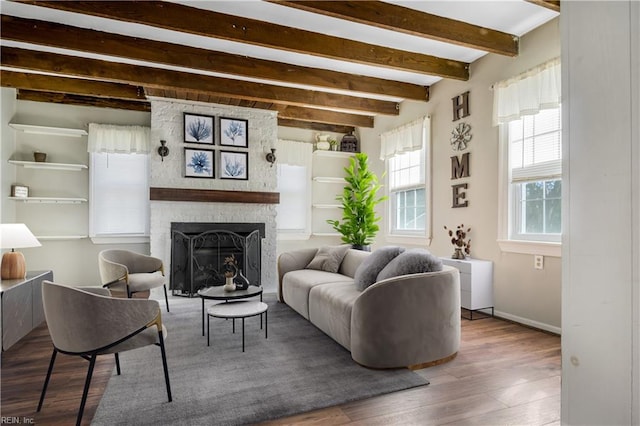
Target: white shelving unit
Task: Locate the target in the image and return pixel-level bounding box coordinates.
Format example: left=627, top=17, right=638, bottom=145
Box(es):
left=8, top=160, right=87, bottom=171
left=8, top=122, right=89, bottom=241
left=8, top=123, right=88, bottom=137
left=311, top=150, right=354, bottom=237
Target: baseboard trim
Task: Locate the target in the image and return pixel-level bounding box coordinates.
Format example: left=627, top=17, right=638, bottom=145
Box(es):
left=494, top=310, right=561, bottom=335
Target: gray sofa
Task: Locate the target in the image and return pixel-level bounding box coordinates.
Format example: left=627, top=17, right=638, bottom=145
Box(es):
left=277, top=247, right=461, bottom=369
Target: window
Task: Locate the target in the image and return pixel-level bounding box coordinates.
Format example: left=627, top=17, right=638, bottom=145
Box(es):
left=89, top=152, right=149, bottom=241
left=507, top=107, right=562, bottom=243
left=276, top=163, right=310, bottom=238
left=388, top=145, right=427, bottom=237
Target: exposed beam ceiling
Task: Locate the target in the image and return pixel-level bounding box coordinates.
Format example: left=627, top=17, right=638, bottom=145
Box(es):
left=271, top=1, right=519, bottom=56
left=0, top=1, right=559, bottom=131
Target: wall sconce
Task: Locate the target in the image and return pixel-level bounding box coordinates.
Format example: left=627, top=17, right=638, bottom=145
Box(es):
left=158, top=140, right=169, bottom=162
left=265, top=148, right=276, bottom=167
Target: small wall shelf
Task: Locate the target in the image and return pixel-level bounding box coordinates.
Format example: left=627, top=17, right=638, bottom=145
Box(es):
left=9, top=197, right=87, bottom=204
left=8, top=160, right=88, bottom=171
left=35, top=235, right=88, bottom=241
left=9, top=123, right=88, bottom=137
left=313, top=177, right=345, bottom=184
left=313, top=204, right=342, bottom=209
left=313, top=150, right=355, bottom=159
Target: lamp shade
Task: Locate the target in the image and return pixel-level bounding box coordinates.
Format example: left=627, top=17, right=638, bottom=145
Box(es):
left=1, top=223, right=41, bottom=249
left=1, top=224, right=41, bottom=280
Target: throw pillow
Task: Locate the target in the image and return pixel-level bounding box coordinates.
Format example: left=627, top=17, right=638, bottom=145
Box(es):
left=353, top=246, right=406, bottom=291
left=305, top=245, right=351, bottom=273
left=375, top=248, right=443, bottom=282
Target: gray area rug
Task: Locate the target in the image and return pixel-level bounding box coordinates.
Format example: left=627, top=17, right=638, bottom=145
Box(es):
left=92, top=293, right=428, bottom=425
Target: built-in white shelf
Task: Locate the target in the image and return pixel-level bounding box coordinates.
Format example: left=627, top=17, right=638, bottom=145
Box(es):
left=8, top=160, right=88, bottom=171
left=312, top=203, right=342, bottom=209
left=313, top=150, right=356, bottom=158
left=35, top=235, right=88, bottom=241
left=8, top=197, right=87, bottom=204
left=313, top=177, right=345, bottom=184
left=311, top=232, right=342, bottom=237
left=9, top=123, right=88, bottom=137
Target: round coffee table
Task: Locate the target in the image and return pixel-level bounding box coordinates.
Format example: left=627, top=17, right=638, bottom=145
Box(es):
left=207, top=300, right=268, bottom=351
left=198, top=286, right=263, bottom=336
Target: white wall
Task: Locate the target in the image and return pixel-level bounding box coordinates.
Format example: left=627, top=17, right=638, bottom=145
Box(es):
left=561, top=1, right=639, bottom=424
left=1, top=97, right=150, bottom=286
left=358, top=19, right=562, bottom=331
left=1, top=89, right=17, bottom=223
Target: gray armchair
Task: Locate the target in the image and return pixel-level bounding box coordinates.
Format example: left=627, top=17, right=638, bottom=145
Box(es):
left=37, top=280, right=172, bottom=426
left=98, top=249, right=169, bottom=312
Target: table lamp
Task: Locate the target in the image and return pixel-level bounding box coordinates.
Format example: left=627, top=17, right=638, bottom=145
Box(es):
left=1, top=223, right=41, bottom=280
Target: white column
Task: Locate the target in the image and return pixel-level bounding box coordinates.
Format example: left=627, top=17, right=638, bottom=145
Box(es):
left=561, top=1, right=639, bottom=424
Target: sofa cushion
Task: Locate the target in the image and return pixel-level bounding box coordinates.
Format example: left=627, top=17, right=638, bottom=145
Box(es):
left=308, top=281, right=361, bottom=351
left=305, top=244, right=351, bottom=273
left=282, top=269, right=353, bottom=319
left=353, top=246, right=405, bottom=291
left=376, top=248, right=442, bottom=282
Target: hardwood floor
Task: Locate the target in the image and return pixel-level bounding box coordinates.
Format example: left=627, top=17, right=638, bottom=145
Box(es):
left=1, top=311, right=560, bottom=425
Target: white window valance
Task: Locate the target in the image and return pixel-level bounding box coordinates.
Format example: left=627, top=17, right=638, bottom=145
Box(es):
left=492, top=57, right=561, bottom=126
left=276, top=139, right=313, bottom=167
left=88, top=124, right=151, bottom=154
left=380, top=116, right=429, bottom=161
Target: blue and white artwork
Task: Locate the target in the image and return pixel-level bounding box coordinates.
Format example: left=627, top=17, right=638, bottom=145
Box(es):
left=220, top=151, right=248, bottom=180
left=184, top=113, right=214, bottom=144
left=220, top=117, right=248, bottom=147
left=185, top=148, right=214, bottom=178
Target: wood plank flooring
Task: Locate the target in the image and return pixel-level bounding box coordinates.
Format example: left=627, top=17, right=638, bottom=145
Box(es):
left=1, top=311, right=560, bottom=425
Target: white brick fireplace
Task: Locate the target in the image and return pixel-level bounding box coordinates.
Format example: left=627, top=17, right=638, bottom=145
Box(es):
left=148, top=98, right=278, bottom=293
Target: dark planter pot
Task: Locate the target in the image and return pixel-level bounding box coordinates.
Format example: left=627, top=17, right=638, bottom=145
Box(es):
left=351, top=245, right=371, bottom=252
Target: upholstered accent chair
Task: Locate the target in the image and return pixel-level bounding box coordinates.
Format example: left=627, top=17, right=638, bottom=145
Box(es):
left=98, top=249, right=170, bottom=312
left=37, top=281, right=172, bottom=426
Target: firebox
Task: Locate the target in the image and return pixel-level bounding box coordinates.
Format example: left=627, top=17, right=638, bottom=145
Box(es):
left=170, top=222, right=264, bottom=296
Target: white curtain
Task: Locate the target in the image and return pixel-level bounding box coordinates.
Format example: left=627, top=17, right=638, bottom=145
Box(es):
left=492, top=57, right=561, bottom=126
left=276, top=139, right=313, bottom=167
left=88, top=123, right=151, bottom=153
left=380, top=116, right=429, bottom=160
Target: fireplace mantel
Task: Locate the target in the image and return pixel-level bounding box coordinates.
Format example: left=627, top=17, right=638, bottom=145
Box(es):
left=150, top=187, right=279, bottom=204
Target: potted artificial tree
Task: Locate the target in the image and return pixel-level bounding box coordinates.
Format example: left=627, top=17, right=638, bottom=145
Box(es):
left=327, top=153, right=386, bottom=251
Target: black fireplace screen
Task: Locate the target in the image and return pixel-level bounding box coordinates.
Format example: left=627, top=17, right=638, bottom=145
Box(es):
left=170, top=222, right=264, bottom=296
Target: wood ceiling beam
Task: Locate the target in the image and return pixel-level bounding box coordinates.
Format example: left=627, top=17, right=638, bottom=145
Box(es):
left=23, top=0, right=469, bottom=80
left=526, top=0, right=561, bottom=12
left=277, top=118, right=355, bottom=134
left=1, top=47, right=398, bottom=115
left=15, top=89, right=151, bottom=112
left=271, top=1, right=519, bottom=57
left=0, top=16, right=428, bottom=102
left=1, top=70, right=146, bottom=100
left=144, top=87, right=373, bottom=128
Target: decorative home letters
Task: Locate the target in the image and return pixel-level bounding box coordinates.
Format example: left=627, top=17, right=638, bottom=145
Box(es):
left=452, top=91, right=470, bottom=121
left=451, top=153, right=470, bottom=179
left=451, top=152, right=470, bottom=208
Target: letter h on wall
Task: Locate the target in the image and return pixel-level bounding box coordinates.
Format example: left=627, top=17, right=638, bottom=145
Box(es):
left=452, top=91, right=470, bottom=121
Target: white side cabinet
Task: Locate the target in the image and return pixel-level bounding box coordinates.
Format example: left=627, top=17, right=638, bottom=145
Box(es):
left=440, top=257, right=493, bottom=320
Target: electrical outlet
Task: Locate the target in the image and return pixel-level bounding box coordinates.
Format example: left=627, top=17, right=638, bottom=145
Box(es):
left=534, top=255, right=544, bottom=270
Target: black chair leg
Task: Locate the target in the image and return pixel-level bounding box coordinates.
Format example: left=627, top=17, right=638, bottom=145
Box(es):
left=115, top=353, right=121, bottom=375
left=158, top=330, right=172, bottom=402
left=37, top=348, right=58, bottom=412
left=163, top=284, right=170, bottom=312
left=76, top=354, right=97, bottom=426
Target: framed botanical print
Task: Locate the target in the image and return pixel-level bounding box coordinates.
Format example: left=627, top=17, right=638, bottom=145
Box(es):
left=219, top=117, right=248, bottom=148
left=185, top=148, right=215, bottom=178
left=184, top=113, right=214, bottom=144
left=220, top=151, right=248, bottom=180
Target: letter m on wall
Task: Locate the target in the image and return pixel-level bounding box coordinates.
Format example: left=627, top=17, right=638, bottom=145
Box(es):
left=451, top=153, right=470, bottom=180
